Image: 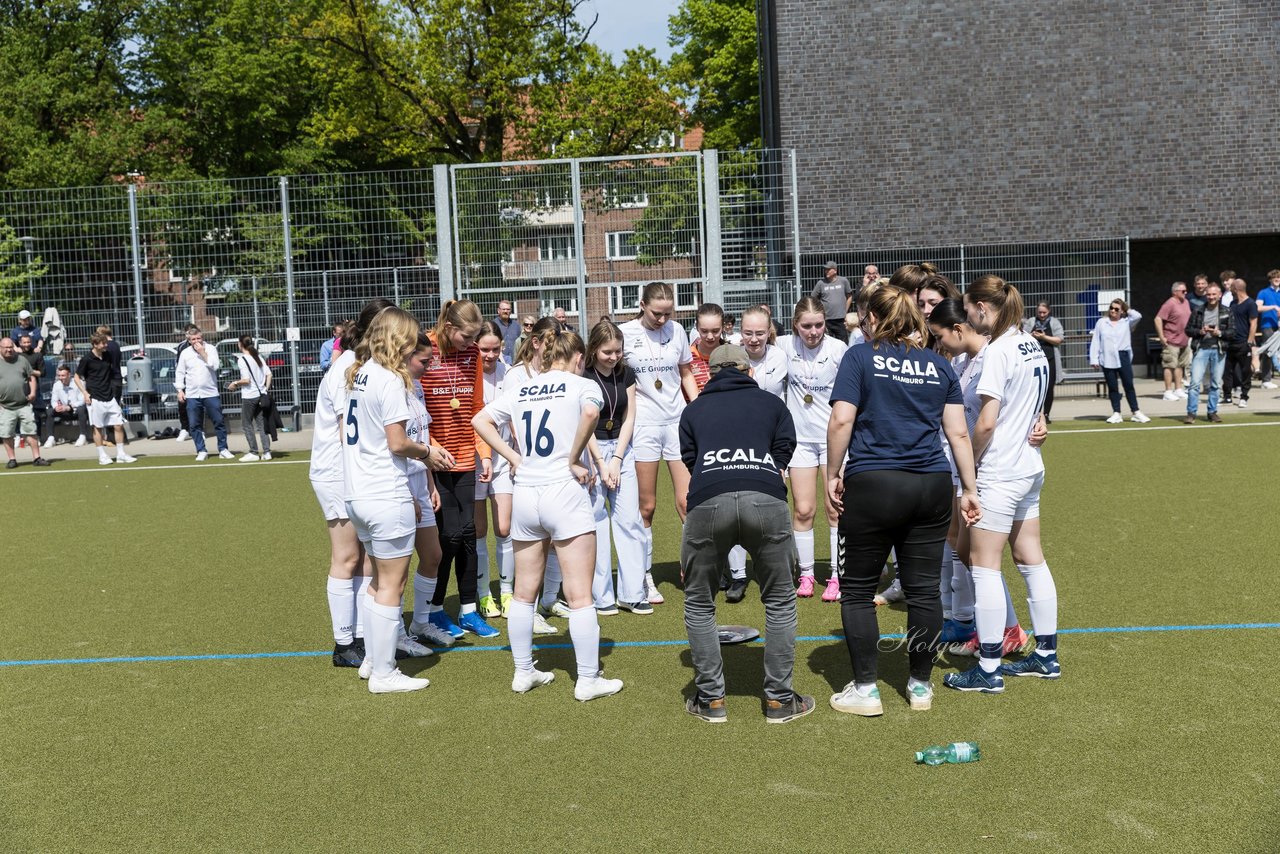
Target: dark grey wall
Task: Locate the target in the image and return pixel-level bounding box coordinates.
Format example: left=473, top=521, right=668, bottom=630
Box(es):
left=775, top=1, right=1280, bottom=251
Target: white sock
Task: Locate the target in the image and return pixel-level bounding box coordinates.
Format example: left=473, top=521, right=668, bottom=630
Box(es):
left=542, top=552, right=562, bottom=607
left=497, top=536, right=514, bottom=593
left=644, top=526, right=653, bottom=571
left=352, top=575, right=372, bottom=638
left=363, top=594, right=401, bottom=678
left=940, top=543, right=954, bottom=618
left=951, top=556, right=975, bottom=622
left=1016, top=562, right=1058, bottom=637
left=828, top=528, right=841, bottom=578
left=460, top=602, right=477, bottom=615
left=325, top=575, right=355, bottom=645
left=728, top=545, right=747, bottom=580
left=1002, top=577, right=1019, bottom=629
left=795, top=529, right=815, bottom=576
left=508, top=599, right=536, bottom=673
left=970, top=566, right=1005, bottom=673
left=475, top=537, right=491, bottom=600
left=568, top=604, right=601, bottom=679
left=412, top=573, right=437, bottom=625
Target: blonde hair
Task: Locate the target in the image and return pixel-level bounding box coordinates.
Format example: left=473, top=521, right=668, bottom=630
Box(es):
left=861, top=286, right=926, bottom=350
left=347, top=306, right=420, bottom=391
left=543, top=328, right=585, bottom=368
left=433, top=299, right=483, bottom=355
left=965, top=275, right=1025, bottom=340
left=740, top=305, right=776, bottom=344
left=515, top=316, right=561, bottom=369
left=888, top=261, right=939, bottom=294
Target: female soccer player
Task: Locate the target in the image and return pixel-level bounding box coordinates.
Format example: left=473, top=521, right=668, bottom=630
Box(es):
left=945, top=276, right=1061, bottom=694
left=342, top=307, right=440, bottom=693
left=740, top=305, right=788, bottom=400
left=778, top=297, right=847, bottom=602
left=474, top=320, right=511, bottom=619
left=420, top=299, right=499, bottom=639
left=620, top=282, right=699, bottom=604
left=473, top=330, right=625, bottom=702
left=687, top=303, right=726, bottom=393
left=825, top=286, right=981, bottom=715
left=585, top=319, right=650, bottom=615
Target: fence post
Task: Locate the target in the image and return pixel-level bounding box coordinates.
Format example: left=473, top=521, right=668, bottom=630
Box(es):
left=393, top=267, right=401, bottom=304
left=321, top=271, right=330, bottom=328
left=252, top=277, right=261, bottom=339
left=1124, top=235, right=1131, bottom=301
left=433, top=164, right=455, bottom=303
left=127, top=185, right=147, bottom=349
left=788, top=148, right=801, bottom=305
left=959, top=244, right=966, bottom=291
left=702, top=149, right=723, bottom=306
left=569, top=160, right=588, bottom=336
left=280, top=176, right=301, bottom=431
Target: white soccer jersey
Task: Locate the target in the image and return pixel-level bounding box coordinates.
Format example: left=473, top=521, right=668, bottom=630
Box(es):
left=504, top=361, right=538, bottom=390
left=309, top=349, right=356, bottom=482
left=483, top=370, right=603, bottom=486
left=621, top=318, right=692, bottom=426
left=777, top=334, right=847, bottom=442
left=748, top=344, right=789, bottom=400
left=975, top=329, right=1048, bottom=481
left=342, top=360, right=416, bottom=502
left=481, top=361, right=514, bottom=465
left=482, top=361, right=507, bottom=404
left=957, top=347, right=986, bottom=434
left=405, top=385, right=432, bottom=475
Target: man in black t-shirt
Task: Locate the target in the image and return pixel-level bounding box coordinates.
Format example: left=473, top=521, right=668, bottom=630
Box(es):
left=75, top=333, right=136, bottom=465
left=1224, top=278, right=1258, bottom=407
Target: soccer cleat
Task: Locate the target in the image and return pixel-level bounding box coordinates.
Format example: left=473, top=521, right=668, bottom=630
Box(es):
left=368, top=668, right=430, bottom=694
left=218, top=449, right=235, bottom=459
left=1161, top=389, right=1178, bottom=401
left=5, top=459, right=16, bottom=469
left=617, top=600, right=654, bottom=616
left=332, top=642, right=364, bottom=668
left=532, top=612, right=559, bottom=635
left=725, top=578, right=748, bottom=603
left=477, top=595, right=501, bottom=619
left=938, top=618, right=977, bottom=646
left=821, top=576, right=841, bottom=602
left=33, top=457, right=51, bottom=467
left=548, top=599, right=573, bottom=618
left=42, top=436, right=54, bottom=448
left=240, top=452, right=260, bottom=462
left=262, top=452, right=272, bottom=460
left=1131, top=411, right=1151, bottom=423
left=407, top=619, right=456, bottom=647
left=98, top=454, right=113, bottom=466
left=874, top=577, right=904, bottom=606
left=458, top=611, right=500, bottom=638
left=195, top=451, right=208, bottom=461
left=575, top=675, right=624, bottom=702
left=943, top=665, right=1005, bottom=693
left=796, top=575, right=816, bottom=598
left=829, top=682, right=883, bottom=716
left=686, top=695, right=728, bottom=723
left=512, top=667, right=556, bottom=693
left=1002, top=651, right=1061, bottom=679
left=596, top=602, right=619, bottom=616
left=1002, top=625, right=1034, bottom=657
left=75, top=435, right=87, bottom=446
left=1105, top=412, right=1123, bottom=424
left=426, top=610, right=465, bottom=639
left=764, top=694, right=816, bottom=724
left=908, top=681, right=934, bottom=711
left=176, top=429, right=190, bottom=442
left=644, top=572, right=664, bottom=604
left=499, top=592, right=514, bottom=618
left=117, top=453, right=137, bottom=464
left=358, top=658, right=372, bottom=679
left=395, top=632, right=434, bottom=658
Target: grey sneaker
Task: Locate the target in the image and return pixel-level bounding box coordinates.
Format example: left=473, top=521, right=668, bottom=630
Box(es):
left=764, top=694, right=816, bottom=723
left=686, top=695, right=728, bottom=723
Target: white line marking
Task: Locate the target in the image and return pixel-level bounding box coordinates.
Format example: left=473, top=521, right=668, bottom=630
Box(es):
left=1052, top=420, right=1280, bottom=435
left=0, top=459, right=310, bottom=477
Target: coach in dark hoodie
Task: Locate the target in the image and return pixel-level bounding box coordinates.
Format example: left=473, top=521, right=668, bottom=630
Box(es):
left=678, top=344, right=812, bottom=724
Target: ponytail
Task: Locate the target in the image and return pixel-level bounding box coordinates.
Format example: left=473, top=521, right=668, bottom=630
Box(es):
left=861, top=286, right=926, bottom=349
left=434, top=299, right=483, bottom=354
left=543, top=328, right=585, bottom=368
left=965, top=275, right=1024, bottom=340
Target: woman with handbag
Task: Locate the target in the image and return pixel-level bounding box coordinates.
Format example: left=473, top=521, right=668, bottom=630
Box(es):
left=230, top=334, right=272, bottom=461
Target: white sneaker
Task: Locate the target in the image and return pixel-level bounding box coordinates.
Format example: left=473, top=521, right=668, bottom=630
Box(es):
left=829, top=682, right=884, bottom=716
left=408, top=620, right=456, bottom=647
left=98, top=454, right=114, bottom=466
left=176, top=429, right=190, bottom=442
left=218, top=449, right=235, bottom=460
left=396, top=632, right=434, bottom=658
left=575, top=675, right=624, bottom=702
left=1161, top=390, right=1178, bottom=401
left=1262, top=381, right=1278, bottom=390
left=1106, top=412, right=1123, bottom=424
left=532, top=613, right=559, bottom=635
left=368, top=668, right=429, bottom=694
left=74, top=435, right=87, bottom=446
left=874, top=577, right=903, bottom=606
left=42, top=436, right=54, bottom=448
left=645, top=572, right=664, bottom=604
left=512, top=668, right=556, bottom=694
left=117, top=453, right=137, bottom=463
left=358, top=658, right=372, bottom=680
left=240, top=453, right=260, bottom=462
left=546, top=599, right=572, bottom=618
left=262, top=452, right=272, bottom=460
left=1237, top=399, right=1248, bottom=408
left=1131, top=411, right=1151, bottom=423
left=195, top=451, right=208, bottom=461
left=1174, top=388, right=1188, bottom=399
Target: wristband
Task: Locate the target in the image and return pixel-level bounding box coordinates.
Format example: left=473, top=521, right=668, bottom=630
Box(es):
left=612, top=454, right=623, bottom=461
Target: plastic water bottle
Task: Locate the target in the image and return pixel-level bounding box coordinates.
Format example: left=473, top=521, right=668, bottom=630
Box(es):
left=915, top=742, right=980, bottom=765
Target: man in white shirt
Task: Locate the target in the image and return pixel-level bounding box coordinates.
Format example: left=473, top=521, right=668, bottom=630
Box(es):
left=44, top=365, right=89, bottom=447
left=175, top=331, right=232, bottom=461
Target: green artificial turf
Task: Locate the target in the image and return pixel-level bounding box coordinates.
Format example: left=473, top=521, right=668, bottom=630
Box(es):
left=1, top=425, right=1277, bottom=852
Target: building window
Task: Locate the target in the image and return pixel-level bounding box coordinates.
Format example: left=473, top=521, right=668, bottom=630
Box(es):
left=606, top=231, right=637, bottom=260
left=539, top=234, right=575, bottom=261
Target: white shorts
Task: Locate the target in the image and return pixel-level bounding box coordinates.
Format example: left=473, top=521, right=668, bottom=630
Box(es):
left=973, top=472, right=1044, bottom=534
left=632, top=422, right=681, bottom=463
left=789, top=440, right=826, bottom=470
left=346, top=497, right=415, bottom=558
left=511, top=479, right=595, bottom=542
left=408, top=471, right=438, bottom=530
left=475, top=458, right=513, bottom=499
left=311, top=478, right=348, bottom=521
left=89, top=399, right=123, bottom=428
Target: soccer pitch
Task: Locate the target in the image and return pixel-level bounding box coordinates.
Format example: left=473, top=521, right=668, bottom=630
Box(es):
left=2, top=425, right=1276, bottom=852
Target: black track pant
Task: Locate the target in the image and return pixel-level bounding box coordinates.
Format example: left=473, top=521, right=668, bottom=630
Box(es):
left=431, top=469, right=479, bottom=607
left=837, top=469, right=952, bottom=683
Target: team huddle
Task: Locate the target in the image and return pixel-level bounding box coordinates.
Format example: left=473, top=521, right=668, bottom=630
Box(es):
left=308, top=270, right=1059, bottom=716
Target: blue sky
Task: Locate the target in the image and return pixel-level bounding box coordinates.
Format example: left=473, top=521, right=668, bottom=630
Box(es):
left=577, top=0, right=683, bottom=61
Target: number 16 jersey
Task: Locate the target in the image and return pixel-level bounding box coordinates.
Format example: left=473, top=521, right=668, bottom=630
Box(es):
left=483, top=370, right=603, bottom=486
left=975, top=328, right=1048, bottom=482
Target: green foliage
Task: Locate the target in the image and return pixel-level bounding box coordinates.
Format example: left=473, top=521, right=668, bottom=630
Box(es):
left=0, top=220, right=47, bottom=312
left=669, top=0, right=761, bottom=150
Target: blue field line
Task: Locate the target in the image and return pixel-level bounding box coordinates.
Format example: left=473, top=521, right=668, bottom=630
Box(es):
left=2, top=621, right=1278, bottom=670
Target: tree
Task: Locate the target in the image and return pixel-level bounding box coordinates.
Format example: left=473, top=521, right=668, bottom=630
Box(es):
left=668, top=0, right=760, bottom=150
left=0, top=221, right=47, bottom=313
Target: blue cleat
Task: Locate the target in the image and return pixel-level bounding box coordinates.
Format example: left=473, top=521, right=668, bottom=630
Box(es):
left=458, top=611, right=501, bottom=639
left=938, top=618, right=977, bottom=646
left=1002, top=651, right=1061, bottom=679
left=943, top=664, right=1005, bottom=694
left=428, top=610, right=465, bottom=639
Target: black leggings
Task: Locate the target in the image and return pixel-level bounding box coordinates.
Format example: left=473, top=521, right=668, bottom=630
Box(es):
left=1043, top=350, right=1057, bottom=417
left=431, top=469, right=478, bottom=607
left=838, top=469, right=952, bottom=683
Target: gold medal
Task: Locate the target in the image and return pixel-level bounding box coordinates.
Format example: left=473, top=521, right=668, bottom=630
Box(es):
left=605, top=419, right=614, bottom=431
left=654, top=379, right=663, bottom=391
left=450, top=397, right=461, bottom=410
left=803, top=393, right=814, bottom=404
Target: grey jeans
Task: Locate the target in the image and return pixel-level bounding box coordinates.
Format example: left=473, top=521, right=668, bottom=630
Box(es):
left=681, top=490, right=798, bottom=701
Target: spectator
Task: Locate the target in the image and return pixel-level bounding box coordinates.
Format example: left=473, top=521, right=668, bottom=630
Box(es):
left=552, top=306, right=568, bottom=325
left=678, top=344, right=810, bottom=724
left=10, top=310, right=43, bottom=354
left=1154, top=282, right=1192, bottom=401
left=175, top=330, right=231, bottom=461
left=45, top=365, right=89, bottom=447
left=1224, top=278, right=1258, bottom=408
left=1256, top=269, right=1280, bottom=389
left=173, top=324, right=198, bottom=441
left=16, top=334, right=45, bottom=445
left=75, top=333, right=136, bottom=465
left=1187, top=274, right=1210, bottom=312
left=0, top=337, right=50, bottom=468
left=723, top=314, right=741, bottom=346
left=95, top=325, right=122, bottom=402
left=1219, top=270, right=1237, bottom=307
left=862, top=265, right=881, bottom=290
left=1023, top=302, right=1065, bottom=420
left=39, top=307, right=65, bottom=357
left=1089, top=298, right=1148, bottom=424
left=812, top=261, right=853, bottom=343
left=319, top=322, right=344, bottom=370
left=493, top=300, right=520, bottom=362
left=514, top=314, right=535, bottom=356
left=58, top=342, right=82, bottom=377
left=1184, top=283, right=1230, bottom=424
left=229, top=334, right=273, bottom=461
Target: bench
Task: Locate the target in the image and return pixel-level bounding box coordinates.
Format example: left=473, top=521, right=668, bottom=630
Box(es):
left=1058, top=371, right=1107, bottom=397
